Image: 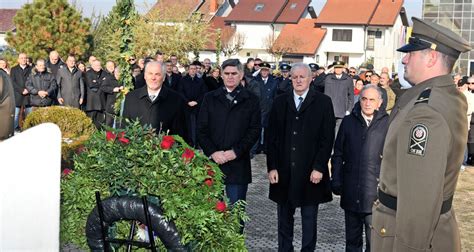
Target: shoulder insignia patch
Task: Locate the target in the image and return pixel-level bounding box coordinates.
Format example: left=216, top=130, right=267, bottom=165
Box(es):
left=414, top=89, right=431, bottom=105
left=408, top=124, right=428, bottom=156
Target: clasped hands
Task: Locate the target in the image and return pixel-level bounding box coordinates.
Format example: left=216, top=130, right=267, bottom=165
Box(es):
left=38, top=90, right=49, bottom=98
left=211, top=150, right=237, bottom=165
left=268, top=169, right=323, bottom=184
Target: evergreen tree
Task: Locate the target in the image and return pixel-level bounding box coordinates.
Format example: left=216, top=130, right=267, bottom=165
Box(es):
left=6, top=0, right=91, bottom=61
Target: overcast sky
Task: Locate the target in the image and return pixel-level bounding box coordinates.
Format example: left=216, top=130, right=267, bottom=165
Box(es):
left=1, top=0, right=423, bottom=21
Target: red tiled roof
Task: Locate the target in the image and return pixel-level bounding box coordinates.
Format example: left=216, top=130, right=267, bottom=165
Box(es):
left=316, top=0, right=377, bottom=25
left=204, top=16, right=236, bottom=51
left=316, top=0, right=404, bottom=26
left=0, top=9, right=18, bottom=33
left=225, top=0, right=287, bottom=23
left=273, top=18, right=326, bottom=55
left=275, top=0, right=311, bottom=24
left=369, top=0, right=404, bottom=26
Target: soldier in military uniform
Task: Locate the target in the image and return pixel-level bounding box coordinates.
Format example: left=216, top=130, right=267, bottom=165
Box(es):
left=371, top=17, right=471, bottom=252
left=276, top=63, right=292, bottom=95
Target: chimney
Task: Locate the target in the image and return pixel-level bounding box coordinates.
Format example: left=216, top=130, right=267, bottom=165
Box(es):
left=210, top=0, right=218, bottom=13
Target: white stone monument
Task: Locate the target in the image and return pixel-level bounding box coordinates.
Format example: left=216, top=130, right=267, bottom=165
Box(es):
left=0, top=123, right=61, bottom=251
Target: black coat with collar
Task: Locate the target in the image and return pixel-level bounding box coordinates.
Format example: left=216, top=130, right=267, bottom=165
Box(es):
left=266, top=89, right=335, bottom=207
left=164, top=72, right=182, bottom=92
left=122, top=86, right=188, bottom=141
left=197, top=86, right=261, bottom=184
left=331, top=103, right=389, bottom=213
left=10, top=64, right=33, bottom=107
left=84, top=69, right=109, bottom=111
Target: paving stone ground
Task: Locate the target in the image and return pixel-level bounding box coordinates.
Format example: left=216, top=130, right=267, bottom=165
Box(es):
left=245, top=154, right=346, bottom=251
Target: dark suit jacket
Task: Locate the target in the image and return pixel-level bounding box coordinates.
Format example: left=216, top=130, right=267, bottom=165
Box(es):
left=164, top=72, right=182, bottom=92
left=122, top=86, right=188, bottom=141
left=266, top=89, right=335, bottom=206
left=197, top=87, right=261, bottom=184
left=10, top=64, right=33, bottom=107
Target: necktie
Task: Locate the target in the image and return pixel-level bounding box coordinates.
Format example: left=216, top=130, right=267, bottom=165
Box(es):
left=296, top=97, right=303, bottom=111
left=149, top=95, right=156, bottom=101
left=367, top=119, right=372, bottom=126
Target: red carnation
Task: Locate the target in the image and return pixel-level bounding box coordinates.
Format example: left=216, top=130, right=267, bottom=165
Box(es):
left=215, top=201, right=227, bottom=212
left=106, top=131, right=116, bottom=141
left=62, top=168, right=72, bottom=176
left=118, top=137, right=130, bottom=144
left=204, top=178, right=213, bottom=187
left=161, top=135, right=175, bottom=149
left=182, top=148, right=195, bottom=163
left=162, top=135, right=175, bottom=144
left=161, top=140, right=173, bottom=149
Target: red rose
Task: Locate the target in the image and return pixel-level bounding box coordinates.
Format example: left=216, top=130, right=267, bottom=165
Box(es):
left=106, top=131, right=116, bottom=141
left=215, top=201, right=227, bottom=212
left=204, top=178, right=213, bottom=187
left=62, top=168, right=72, bottom=176
left=182, top=148, right=195, bottom=163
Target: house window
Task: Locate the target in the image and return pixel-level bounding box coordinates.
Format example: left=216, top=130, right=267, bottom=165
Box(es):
left=290, top=3, right=297, bottom=9
left=246, top=52, right=251, bottom=57
left=332, top=29, right=352, bottom=41
left=367, top=30, right=376, bottom=50
left=316, top=54, right=320, bottom=63
left=255, top=4, right=264, bottom=12
left=375, top=30, right=382, bottom=38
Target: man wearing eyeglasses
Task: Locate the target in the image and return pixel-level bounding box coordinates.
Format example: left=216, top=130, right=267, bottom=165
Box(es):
left=372, top=17, right=471, bottom=251
left=197, top=59, right=261, bottom=232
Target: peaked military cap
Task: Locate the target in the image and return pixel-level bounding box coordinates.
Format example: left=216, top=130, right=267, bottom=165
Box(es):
left=309, top=63, right=319, bottom=71
left=332, top=61, right=345, bottom=68
left=398, top=17, right=471, bottom=58
left=280, top=63, right=291, bottom=72
left=260, top=62, right=271, bottom=69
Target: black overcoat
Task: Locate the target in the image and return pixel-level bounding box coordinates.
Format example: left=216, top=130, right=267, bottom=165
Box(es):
left=10, top=64, right=32, bottom=107
left=266, top=89, right=335, bottom=207
left=122, top=86, right=188, bottom=141
left=163, top=72, right=182, bottom=92
left=331, top=103, right=389, bottom=213
left=84, top=69, right=107, bottom=111
left=197, top=86, right=261, bottom=185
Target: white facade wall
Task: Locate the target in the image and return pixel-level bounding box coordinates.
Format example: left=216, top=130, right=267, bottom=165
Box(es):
left=368, top=17, right=405, bottom=74
left=0, top=34, right=8, bottom=47
left=316, top=25, right=366, bottom=67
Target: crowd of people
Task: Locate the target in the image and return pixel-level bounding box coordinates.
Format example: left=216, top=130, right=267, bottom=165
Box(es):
left=0, top=16, right=472, bottom=252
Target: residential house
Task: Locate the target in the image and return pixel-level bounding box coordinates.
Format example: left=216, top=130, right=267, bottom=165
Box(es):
left=273, top=18, right=326, bottom=63
left=0, top=9, right=18, bottom=49
left=315, top=0, right=408, bottom=71
left=207, top=0, right=317, bottom=63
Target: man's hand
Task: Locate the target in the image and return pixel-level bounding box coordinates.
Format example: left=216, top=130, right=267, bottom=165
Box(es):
left=79, top=98, right=83, bottom=105
left=310, top=170, right=323, bottom=184
left=58, top=98, right=64, bottom=104
left=223, top=150, right=237, bottom=162
left=268, top=169, right=279, bottom=184
left=211, top=151, right=227, bottom=165
left=38, top=90, right=48, bottom=98
left=188, top=101, right=198, bottom=107
left=22, top=89, right=29, bottom=95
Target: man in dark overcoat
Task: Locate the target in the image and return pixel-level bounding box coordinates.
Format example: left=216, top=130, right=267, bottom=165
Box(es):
left=266, top=62, right=335, bottom=251
left=0, top=69, right=15, bottom=140
left=10, top=53, right=32, bottom=131
left=197, top=59, right=260, bottom=230
left=331, top=85, right=389, bottom=251
left=84, top=60, right=108, bottom=128
left=248, top=62, right=277, bottom=155
left=163, top=60, right=181, bottom=92
left=57, top=54, right=84, bottom=108
left=178, top=60, right=208, bottom=147
left=122, top=61, right=187, bottom=140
